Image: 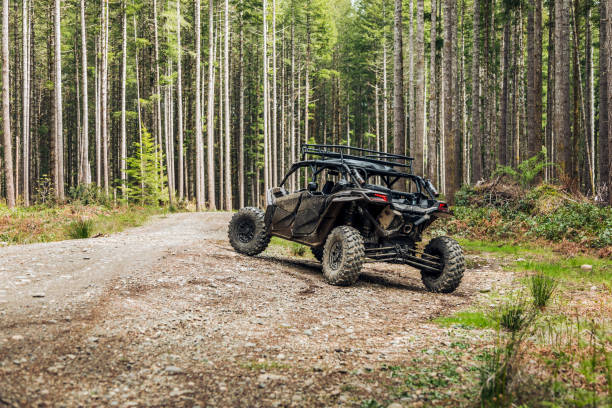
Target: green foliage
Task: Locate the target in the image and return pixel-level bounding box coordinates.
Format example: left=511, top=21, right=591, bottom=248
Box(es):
left=493, top=147, right=554, bottom=188
left=434, top=311, right=498, bottom=330
left=66, top=219, right=95, bottom=239
left=499, top=302, right=528, bottom=332
left=529, top=273, right=558, bottom=309
left=68, top=184, right=112, bottom=207
left=125, top=127, right=168, bottom=205
left=34, top=175, right=56, bottom=206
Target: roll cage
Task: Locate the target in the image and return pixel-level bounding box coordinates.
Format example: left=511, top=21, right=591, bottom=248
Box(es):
left=279, top=144, right=438, bottom=200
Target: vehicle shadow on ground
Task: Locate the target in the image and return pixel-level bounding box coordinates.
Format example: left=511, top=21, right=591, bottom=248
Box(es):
left=258, top=255, right=428, bottom=293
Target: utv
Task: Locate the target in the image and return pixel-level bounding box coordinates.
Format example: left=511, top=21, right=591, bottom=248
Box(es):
left=228, top=144, right=465, bottom=293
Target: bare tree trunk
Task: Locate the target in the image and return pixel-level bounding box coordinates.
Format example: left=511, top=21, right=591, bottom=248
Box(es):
left=239, top=11, right=245, bottom=207
left=554, top=0, right=571, bottom=177
left=290, top=19, right=295, bottom=191
left=207, top=0, right=216, bottom=209
left=393, top=0, right=405, bottom=167
left=442, top=0, right=456, bottom=202
left=383, top=38, right=388, bottom=153
left=263, top=0, right=269, bottom=194
left=471, top=0, right=481, bottom=182
left=414, top=0, right=425, bottom=176
left=607, top=0, right=612, bottom=204
left=599, top=0, right=608, bottom=190
left=177, top=0, right=184, bottom=200
left=101, top=0, right=109, bottom=194
left=2, top=0, right=13, bottom=207
left=78, top=0, right=90, bottom=185
left=272, top=0, right=278, bottom=187
left=224, top=0, right=231, bottom=210
left=427, top=0, right=437, bottom=183
left=120, top=0, right=127, bottom=197
left=195, top=0, right=204, bottom=210
left=22, top=0, right=31, bottom=205
left=54, top=0, right=64, bottom=200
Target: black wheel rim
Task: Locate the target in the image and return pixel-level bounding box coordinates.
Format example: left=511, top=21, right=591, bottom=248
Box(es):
left=329, top=241, right=343, bottom=270
left=237, top=219, right=255, bottom=243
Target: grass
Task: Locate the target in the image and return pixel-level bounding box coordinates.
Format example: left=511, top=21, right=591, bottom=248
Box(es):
left=66, top=219, right=95, bottom=239
left=434, top=311, right=498, bottom=330
left=267, top=236, right=310, bottom=257
left=0, top=204, right=165, bottom=244
left=529, top=273, right=558, bottom=308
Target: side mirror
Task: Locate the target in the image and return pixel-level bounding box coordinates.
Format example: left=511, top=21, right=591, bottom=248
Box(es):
left=307, top=182, right=318, bottom=192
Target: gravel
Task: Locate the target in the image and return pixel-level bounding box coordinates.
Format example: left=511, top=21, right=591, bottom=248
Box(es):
left=0, top=212, right=511, bottom=407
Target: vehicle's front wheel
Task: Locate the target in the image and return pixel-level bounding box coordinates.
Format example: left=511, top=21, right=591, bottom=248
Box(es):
left=228, top=207, right=270, bottom=256
left=321, top=226, right=364, bottom=286
left=420, top=236, right=465, bottom=293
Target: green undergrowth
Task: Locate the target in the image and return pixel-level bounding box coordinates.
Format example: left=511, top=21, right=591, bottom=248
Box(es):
left=267, top=236, right=310, bottom=257
left=439, top=183, right=612, bottom=251
left=434, top=311, right=499, bottom=330
left=0, top=204, right=166, bottom=245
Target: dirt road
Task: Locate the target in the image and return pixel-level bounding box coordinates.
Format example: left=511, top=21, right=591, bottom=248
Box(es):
left=0, top=212, right=510, bottom=407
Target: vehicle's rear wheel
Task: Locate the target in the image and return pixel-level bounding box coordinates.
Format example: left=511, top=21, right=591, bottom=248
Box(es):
left=228, top=207, right=270, bottom=256
left=311, top=246, right=324, bottom=262
left=420, top=236, right=465, bottom=293
left=321, top=226, right=364, bottom=286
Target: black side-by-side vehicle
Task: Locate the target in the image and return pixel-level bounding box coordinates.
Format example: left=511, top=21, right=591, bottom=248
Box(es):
left=228, top=144, right=465, bottom=293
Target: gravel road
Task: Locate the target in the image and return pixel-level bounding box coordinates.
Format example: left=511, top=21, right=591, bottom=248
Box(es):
left=0, top=212, right=511, bottom=407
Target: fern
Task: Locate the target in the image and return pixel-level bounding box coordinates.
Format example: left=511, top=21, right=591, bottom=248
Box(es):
left=493, top=147, right=554, bottom=187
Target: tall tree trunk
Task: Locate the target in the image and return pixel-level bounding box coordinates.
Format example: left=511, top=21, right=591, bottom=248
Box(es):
left=263, top=0, right=269, bottom=194
left=414, top=0, right=425, bottom=176
left=224, top=0, right=231, bottom=210
left=54, top=0, right=64, bottom=200
left=120, top=0, right=127, bottom=196
left=177, top=0, right=184, bottom=200
left=79, top=0, right=90, bottom=185
left=442, top=0, right=456, bottom=201
left=383, top=38, right=388, bottom=154
left=195, top=0, right=204, bottom=210
left=2, top=0, right=13, bottom=207
left=272, top=0, right=278, bottom=187
left=471, top=0, right=481, bottom=182
left=239, top=10, right=245, bottom=207
left=607, top=0, right=612, bottom=204
left=22, top=0, right=30, bottom=205
left=207, top=0, right=216, bottom=209
left=599, top=0, right=608, bottom=191
left=393, top=0, right=405, bottom=170
left=427, top=0, right=437, bottom=183
left=101, top=0, right=109, bottom=193
left=554, top=0, right=571, bottom=178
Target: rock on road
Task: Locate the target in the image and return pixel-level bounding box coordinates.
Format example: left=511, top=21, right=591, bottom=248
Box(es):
left=0, top=212, right=510, bottom=407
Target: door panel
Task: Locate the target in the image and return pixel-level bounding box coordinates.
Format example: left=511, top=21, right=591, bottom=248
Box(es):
left=270, top=193, right=304, bottom=232
left=292, top=194, right=329, bottom=236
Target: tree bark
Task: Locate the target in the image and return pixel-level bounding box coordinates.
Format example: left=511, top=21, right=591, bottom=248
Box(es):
left=442, top=0, right=456, bottom=202
left=2, top=0, right=14, bottom=207
left=554, top=0, right=571, bottom=178
left=607, top=0, right=612, bottom=204
left=427, top=0, right=437, bottom=184
left=224, top=0, right=231, bottom=210
left=413, top=0, right=424, bottom=176
left=207, top=0, right=216, bottom=209
left=120, top=0, right=127, bottom=196
left=599, top=0, right=609, bottom=191
left=177, top=0, right=184, bottom=200
left=471, top=0, right=481, bottom=182
left=54, top=0, right=64, bottom=200
left=393, top=0, right=405, bottom=170
left=195, top=0, right=204, bottom=210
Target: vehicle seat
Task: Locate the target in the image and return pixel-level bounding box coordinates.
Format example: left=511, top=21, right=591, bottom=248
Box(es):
left=322, top=180, right=335, bottom=195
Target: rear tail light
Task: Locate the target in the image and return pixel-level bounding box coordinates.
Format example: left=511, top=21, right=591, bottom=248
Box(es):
left=438, top=202, right=449, bottom=212
left=368, top=193, right=389, bottom=202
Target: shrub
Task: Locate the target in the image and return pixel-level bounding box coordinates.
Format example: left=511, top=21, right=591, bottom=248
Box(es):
left=68, top=184, right=112, bottom=206
left=499, top=301, right=528, bottom=332
left=529, top=273, right=557, bottom=309
left=66, top=219, right=95, bottom=239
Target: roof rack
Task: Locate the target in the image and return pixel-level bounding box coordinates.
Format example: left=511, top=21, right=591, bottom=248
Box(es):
left=301, top=144, right=414, bottom=173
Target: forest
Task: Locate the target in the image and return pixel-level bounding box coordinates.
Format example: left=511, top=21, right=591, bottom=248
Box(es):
left=0, top=0, right=611, bottom=210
